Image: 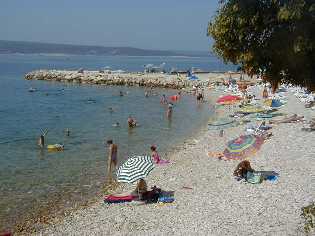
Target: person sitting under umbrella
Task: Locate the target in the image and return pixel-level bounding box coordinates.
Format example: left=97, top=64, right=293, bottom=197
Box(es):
left=131, top=179, right=148, bottom=200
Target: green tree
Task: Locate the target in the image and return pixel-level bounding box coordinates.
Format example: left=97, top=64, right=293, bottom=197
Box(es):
left=208, top=0, right=315, bottom=91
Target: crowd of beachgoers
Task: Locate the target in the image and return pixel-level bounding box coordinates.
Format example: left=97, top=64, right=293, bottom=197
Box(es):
left=9, top=72, right=315, bottom=235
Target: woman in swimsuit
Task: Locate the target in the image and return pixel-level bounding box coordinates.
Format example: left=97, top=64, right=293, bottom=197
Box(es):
left=151, top=145, right=161, bottom=164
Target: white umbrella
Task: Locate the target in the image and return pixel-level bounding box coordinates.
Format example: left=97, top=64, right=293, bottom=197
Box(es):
left=116, top=156, right=154, bottom=184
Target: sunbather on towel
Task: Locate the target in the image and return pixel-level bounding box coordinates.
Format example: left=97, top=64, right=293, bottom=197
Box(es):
left=233, top=160, right=254, bottom=180
left=269, top=114, right=304, bottom=124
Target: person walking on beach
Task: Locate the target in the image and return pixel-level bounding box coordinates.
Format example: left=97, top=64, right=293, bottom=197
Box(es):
left=262, top=86, right=268, bottom=99
left=106, top=139, right=118, bottom=181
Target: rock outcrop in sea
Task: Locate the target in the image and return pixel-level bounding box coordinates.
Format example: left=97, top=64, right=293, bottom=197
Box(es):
left=24, top=70, right=226, bottom=89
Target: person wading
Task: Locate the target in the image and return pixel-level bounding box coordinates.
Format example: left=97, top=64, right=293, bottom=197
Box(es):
left=37, top=130, right=48, bottom=148
left=106, top=139, right=118, bottom=182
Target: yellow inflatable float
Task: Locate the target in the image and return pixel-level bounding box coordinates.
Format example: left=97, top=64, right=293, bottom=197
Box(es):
left=47, top=144, right=64, bottom=152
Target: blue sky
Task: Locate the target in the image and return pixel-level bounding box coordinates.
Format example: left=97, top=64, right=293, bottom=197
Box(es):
left=1, top=0, right=219, bottom=51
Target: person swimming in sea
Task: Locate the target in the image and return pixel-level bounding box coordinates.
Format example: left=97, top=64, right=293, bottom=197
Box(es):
left=112, top=122, right=120, bottom=127
left=119, top=91, right=124, bottom=97
left=127, top=115, right=137, bottom=128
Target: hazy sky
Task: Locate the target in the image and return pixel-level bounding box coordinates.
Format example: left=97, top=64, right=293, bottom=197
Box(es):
left=1, top=0, right=219, bottom=51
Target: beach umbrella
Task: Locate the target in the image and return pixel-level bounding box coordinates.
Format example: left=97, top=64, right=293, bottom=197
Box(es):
left=238, top=105, right=265, bottom=114
left=116, top=155, right=154, bottom=184
left=216, top=95, right=242, bottom=105
left=223, top=135, right=264, bottom=160
left=263, top=99, right=283, bottom=108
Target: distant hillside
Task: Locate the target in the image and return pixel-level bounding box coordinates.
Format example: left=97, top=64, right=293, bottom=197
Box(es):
left=0, top=40, right=211, bottom=57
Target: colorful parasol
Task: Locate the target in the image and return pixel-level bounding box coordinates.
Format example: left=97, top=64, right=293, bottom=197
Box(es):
left=238, top=105, right=265, bottom=114
left=223, top=135, right=264, bottom=160
left=216, top=95, right=242, bottom=105
left=263, top=99, right=284, bottom=108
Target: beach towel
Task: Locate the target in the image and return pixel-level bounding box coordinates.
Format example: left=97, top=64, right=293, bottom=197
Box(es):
left=246, top=172, right=262, bottom=184
left=104, top=195, right=134, bottom=204
left=156, top=159, right=170, bottom=165
left=158, top=196, right=175, bottom=203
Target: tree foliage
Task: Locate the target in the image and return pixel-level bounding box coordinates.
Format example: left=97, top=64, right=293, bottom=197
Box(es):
left=208, top=0, right=315, bottom=91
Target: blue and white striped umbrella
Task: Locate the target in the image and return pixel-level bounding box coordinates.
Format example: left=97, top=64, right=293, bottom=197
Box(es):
left=116, top=155, right=154, bottom=183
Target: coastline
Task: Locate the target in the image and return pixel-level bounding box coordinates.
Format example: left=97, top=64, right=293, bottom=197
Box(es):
left=26, top=87, right=315, bottom=235
left=12, top=102, right=214, bottom=235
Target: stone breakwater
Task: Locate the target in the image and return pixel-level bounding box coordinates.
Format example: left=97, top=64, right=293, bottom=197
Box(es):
left=24, top=70, right=228, bottom=89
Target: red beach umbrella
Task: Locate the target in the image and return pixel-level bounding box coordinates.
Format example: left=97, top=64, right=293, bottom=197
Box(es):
left=216, top=95, right=242, bottom=105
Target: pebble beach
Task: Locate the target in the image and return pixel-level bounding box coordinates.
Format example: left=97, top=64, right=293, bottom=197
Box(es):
left=29, top=83, right=315, bottom=236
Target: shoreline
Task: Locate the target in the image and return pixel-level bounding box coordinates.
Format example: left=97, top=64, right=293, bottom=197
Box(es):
left=12, top=106, right=214, bottom=235
left=27, top=86, right=315, bottom=235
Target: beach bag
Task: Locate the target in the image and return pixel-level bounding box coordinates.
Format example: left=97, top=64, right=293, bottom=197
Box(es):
left=246, top=172, right=262, bottom=184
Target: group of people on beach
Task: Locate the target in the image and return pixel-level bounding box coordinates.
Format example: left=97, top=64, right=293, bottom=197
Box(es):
left=105, top=86, right=210, bottom=181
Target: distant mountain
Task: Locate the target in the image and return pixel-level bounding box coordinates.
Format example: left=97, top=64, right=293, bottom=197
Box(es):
left=0, top=40, right=211, bottom=57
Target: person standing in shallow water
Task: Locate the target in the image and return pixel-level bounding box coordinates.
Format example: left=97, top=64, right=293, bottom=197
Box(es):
left=160, top=94, right=168, bottom=104
left=167, top=103, right=173, bottom=118
left=38, top=135, right=44, bottom=148
left=106, top=139, right=118, bottom=181
left=37, top=130, right=48, bottom=148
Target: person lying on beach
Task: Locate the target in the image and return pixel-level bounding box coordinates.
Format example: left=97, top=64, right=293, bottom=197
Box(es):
left=269, top=114, right=304, bottom=124
left=233, top=160, right=254, bottom=180
left=127, top=116, right=137, bottom=128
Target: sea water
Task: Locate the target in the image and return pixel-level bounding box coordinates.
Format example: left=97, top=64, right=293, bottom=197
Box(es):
left=0, top=54, right=235, bottom=230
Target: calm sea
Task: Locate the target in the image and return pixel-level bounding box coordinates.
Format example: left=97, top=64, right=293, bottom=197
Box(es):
left=0, top=54, right=235, bottom=230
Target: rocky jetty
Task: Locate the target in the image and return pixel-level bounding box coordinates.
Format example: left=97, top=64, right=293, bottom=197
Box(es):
left=24, top=70, right=226, bottom=89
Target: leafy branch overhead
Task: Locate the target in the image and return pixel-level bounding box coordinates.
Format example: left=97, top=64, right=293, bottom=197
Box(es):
left=208, top=0, right=315, bottom=91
